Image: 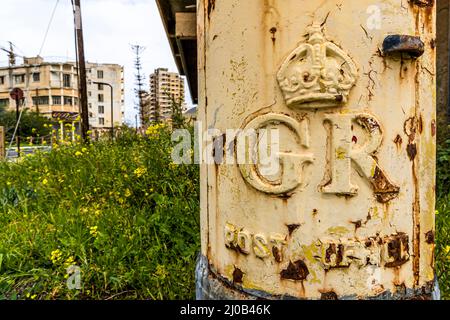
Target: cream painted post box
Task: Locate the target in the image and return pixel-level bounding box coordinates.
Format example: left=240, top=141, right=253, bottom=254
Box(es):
left=196, top=0, right=437, bottom=300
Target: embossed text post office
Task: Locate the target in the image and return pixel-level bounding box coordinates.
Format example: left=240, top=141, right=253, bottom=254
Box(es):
left=195, top=0, right=437, bottom=300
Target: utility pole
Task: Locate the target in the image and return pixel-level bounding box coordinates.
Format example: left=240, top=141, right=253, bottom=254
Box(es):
left=132, top=45, right=146, bottom=129
left=8, top=42, right=16, bottom=67
left=10, top=88, right=23, bottom=158
left=72, top=0, right=89, bottom=142
left=135, top=114, right=138, bottom=133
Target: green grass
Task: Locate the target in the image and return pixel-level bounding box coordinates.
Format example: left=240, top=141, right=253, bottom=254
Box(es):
left=0, top=126, right=199, bottom=299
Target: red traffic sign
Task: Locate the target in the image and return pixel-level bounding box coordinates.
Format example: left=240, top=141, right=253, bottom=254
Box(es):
left=10, top=88, right=24, bottom=100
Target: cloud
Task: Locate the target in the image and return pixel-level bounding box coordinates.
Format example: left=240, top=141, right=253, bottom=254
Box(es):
left=0, top=0, right=190, bottom=125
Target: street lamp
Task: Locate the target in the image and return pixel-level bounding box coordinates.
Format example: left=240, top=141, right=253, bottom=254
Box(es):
left=93, top=81, right=114, bottom=138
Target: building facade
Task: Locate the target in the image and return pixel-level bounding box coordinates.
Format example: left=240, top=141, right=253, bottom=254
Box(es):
left=0, top=56, right=124, bottom=131
left=86, top=62, right=125, bottom=131
left=146, top=68, right=186, bottom=123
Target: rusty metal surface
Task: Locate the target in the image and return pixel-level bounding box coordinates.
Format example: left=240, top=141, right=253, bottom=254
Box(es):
left=198, top=0, right=436, bottom=300
left=382, top=35, right=425, bottom=58
left=195, top=254, right=440, bottom=300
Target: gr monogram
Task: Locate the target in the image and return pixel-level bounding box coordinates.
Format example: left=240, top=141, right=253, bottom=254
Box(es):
left=236, top=112, right=399, bottom=203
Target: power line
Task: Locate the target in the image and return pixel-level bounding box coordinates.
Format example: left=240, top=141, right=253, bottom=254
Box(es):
left=38, top=0, right=60, bottom=56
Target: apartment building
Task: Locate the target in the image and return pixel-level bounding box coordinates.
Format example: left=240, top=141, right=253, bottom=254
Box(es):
left=0, top=56, right=124, bottom=130
left=86, top=62, right=125, bottom=130
left=146, top=68, right=186, bottom=124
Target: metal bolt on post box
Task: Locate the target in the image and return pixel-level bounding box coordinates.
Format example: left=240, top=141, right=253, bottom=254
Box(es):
left=192, top=0, right=438, bottom=300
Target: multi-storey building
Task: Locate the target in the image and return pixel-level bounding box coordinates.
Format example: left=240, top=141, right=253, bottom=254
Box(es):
left=0, top=56, right=124, bottom=131
left=146, top=68, right=186, bottom=123
left=86, top=62, right=125, bottom=131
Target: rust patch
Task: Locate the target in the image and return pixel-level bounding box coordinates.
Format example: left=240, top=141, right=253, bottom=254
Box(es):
left=430, top=39, right=436, bottom=50
left=280, top=260, right=309, bottom=281
left=371, top=167, right=400, bottom=203
left=351, top=220, right=362, bottom=231
left=352, top=135, right=358, bottom=143
left=431, top=119, right=436, bottom=137
left=320, top=291, right=338, bottom=300
left=358, top=115, right=380, bottom=133
left=407, top=143, right=417, bottom=161
left=394, top=134, right=403, bottom=150
left=232, top=267, right=244, bottom=284
left=418, top=115, right=424, bottom=134
left=409, top=0, right=434, bottom=7
left=286, top=224, right=300, bottom=236
left=425, top=231, right=435, bottom=244
left=270, top=27, right=277, bottom=44
left=207, top=0, right=215, bottom=20
left=312, top=209, right=318, bottom=215
left=272, top=246, right=282, bottom=263
left=324, top=244, right=345, bottom=267
left=384, top=233, right=410, bottom=268
left=404, top=117, right=417, bottom=141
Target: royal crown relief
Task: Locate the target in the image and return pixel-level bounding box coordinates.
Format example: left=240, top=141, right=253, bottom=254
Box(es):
left=236, top=23, right=400, bottom=201
left=277, top=24, right=358, bottom=109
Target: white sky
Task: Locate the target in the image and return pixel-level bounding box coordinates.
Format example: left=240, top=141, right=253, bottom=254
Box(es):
left=0, top=0, right=191, bottom=126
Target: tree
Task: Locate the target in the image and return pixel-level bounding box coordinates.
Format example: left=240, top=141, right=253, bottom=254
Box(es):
left=0, top=110, right=57, bottom=143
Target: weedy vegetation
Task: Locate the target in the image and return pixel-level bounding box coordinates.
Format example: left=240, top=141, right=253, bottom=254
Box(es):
left=0, top=124, right=199, bottom=299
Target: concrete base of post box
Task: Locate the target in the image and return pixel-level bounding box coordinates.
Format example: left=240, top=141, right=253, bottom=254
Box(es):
left=195, top=254, right=440, bottom=300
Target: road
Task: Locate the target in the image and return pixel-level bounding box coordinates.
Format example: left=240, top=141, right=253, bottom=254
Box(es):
left=5, top=146, right=52, bottom=159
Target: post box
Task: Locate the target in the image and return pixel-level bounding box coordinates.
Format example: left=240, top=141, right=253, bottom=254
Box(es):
left=196, top=0, right=437, bottom=300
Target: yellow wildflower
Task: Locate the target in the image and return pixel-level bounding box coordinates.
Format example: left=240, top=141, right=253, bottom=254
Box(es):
left=50, top=249, right=62, bottom=264
left=124, top=189, right=132, bottom=198
left=42, top=178, right=48, bottom=185
left=89, top=226, right=98, bottom=237
left=134, top=167, right=147, bottom=178
left=64, top=256, right=76, bottom=267
left=75, top=151, right=83, bottom=157
left=154, top=265, right=169, bottom=279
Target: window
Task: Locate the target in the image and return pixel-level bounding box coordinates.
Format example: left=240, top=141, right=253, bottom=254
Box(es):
left=97, top=70, right=104, bottom=79
left=98, top=94, right=104, bottom=102
left=14, top=74, right=25, bottom=84
left=98, top=105, right=104, bottom=114
left=63, top=74, right=71, bottom=87
left=88, top=103, right=92, bottom=109
left=0, top=76, right=5, bottom=85
left=74, top=98, right=78, bottom=105
left=99, top=117, right=105, bottom=125
left=88, top=91, right=92, bottom=97
left=0, top=98, right=9, bottom=107
left=33, top=73, right=40, bottom=82
left=64, top=96, right=73, bottom=105
left=32, top=96, right=49, bottom=106
left=52, top=96, right=62, bottom=105
left=98, top=83, right=104, bottom=90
